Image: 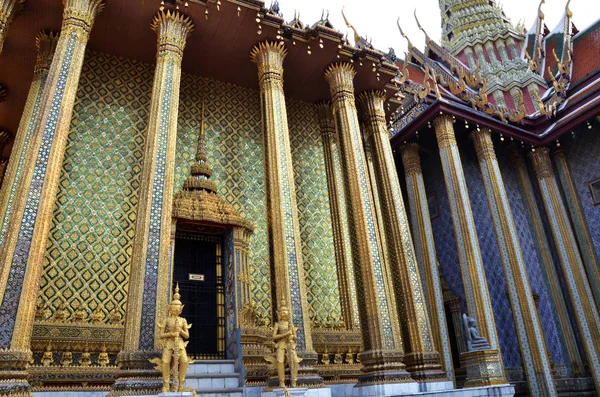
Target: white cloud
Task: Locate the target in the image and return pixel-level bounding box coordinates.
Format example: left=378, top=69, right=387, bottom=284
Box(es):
left=275, top=0, right=600, bottom=56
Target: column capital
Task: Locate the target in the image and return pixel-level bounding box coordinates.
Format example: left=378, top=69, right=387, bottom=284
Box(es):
left=34, top=30, right=59, bottom=79
left=471, top=128, right=496, bottom=161
left=399, top=142, right=422, bottom=176
left=250, top=41, right=287, bottom=83
left=432, top=114, right=456, bottom=148
left=62, top=0, right=104, bottom=33
left=507, top=146, right=526, bottom=169
left=324, top=62, right=356, bottom=100
left=152, top=9, right=194, bottom=60
left=529, top=147, right=554, bottom=179
left=315, top=101, right=335, bottom=137
left=0, top=0, right=25, bottom=44
left=552, top=146, right=567, bottom=160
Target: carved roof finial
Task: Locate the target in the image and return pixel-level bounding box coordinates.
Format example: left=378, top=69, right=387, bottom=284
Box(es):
left=413, top=10, right=431, bottom=45
left=396, top=17, right=414, bottom=51
left=342, top=7, right=360, bottom=46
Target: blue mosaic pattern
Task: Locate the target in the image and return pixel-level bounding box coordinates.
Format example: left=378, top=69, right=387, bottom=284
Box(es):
left=0, top=33, right=77, bottom=348
left=497, top=148, right=564, bottom=364
left=423, top=142, right=565, bottom=368
left=562, top=130, right=600, bottom=283
left=0, top=74, right=49, bottom=251
left=404, top=169, right=454, bottom=379
left=478, top=153, right=553, bottom=392
left=538, top=178, right=600, bottom=375
left=139, top=60, right=175, bottom=350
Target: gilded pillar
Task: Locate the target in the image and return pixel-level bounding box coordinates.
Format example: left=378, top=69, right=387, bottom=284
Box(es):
left=324, top=62, right=411, bottom=385
left=0, top=0, right=24, bottom=55
left=472, top=129, right=556, bottom=396
left=431, top=115, right=506, bottom=387
left=315, top=102, right=360, bottom=330
left=0, top=31, right=58, bottom=252
left=508, top=148, right=582, bottom=376
left=0, top=1, right=103, bottom=394
left=399, top=142, right=454, bottom=383
left=113, top=9, right=193, bottom=395
left=553, top=148, right=600, bottom=311
left=529, top=147, right=600, bottom=390
left=250, top=41, right=321, bottom=385
left=358, top=91, right=445, bottom=381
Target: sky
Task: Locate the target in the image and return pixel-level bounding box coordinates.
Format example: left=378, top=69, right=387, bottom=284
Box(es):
left=275, top=0, right=599, bottom=56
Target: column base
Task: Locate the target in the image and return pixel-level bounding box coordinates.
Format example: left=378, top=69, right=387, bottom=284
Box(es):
left=403, top=351, right=447, bottom=382
left=108, top=350, right=163, bottom=396
left=0, top=349, right=32, bottom=396
left=356, top=349, right=412, bottom=386
left=461, top=350, right=507, bottom=388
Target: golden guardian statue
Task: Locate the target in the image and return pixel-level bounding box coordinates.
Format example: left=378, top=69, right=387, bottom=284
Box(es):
left=150, top=284, right=194, bottom=393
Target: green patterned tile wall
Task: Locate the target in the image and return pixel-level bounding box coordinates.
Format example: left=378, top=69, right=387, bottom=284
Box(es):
left=288, top=99, right=342, bottom=324
left=37, top=50, right=341, bottom=328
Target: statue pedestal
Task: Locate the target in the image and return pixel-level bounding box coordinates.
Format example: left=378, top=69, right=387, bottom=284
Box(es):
left=272, top=388, right=308, bottom=397
left=461, top=349, right=507, bottom=387
left=158, top=392, right=194, bottom=397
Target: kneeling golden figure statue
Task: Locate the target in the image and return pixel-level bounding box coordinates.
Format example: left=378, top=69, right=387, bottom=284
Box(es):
left=266, top=301, right=302, bottom=388
left=150, top=284, right=195, bottom=394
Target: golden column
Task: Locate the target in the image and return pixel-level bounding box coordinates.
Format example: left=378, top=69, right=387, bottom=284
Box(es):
left=431, top=115, right=506, bottom=387
left=112, top=9, right=193, bottom=395
left=0, top=31, right=58, bottom=251
left=472, top=129, right=556, bottom=396
left=250, top=41, right=321, bottom=385
left=553, top=148, right=600, bottom=311
left=508, top=148, right=583, bottom=376
left=0, top=1, right=103, bottom=395
left=398, top=142, right=455, bottom=383
left=316, top=102, right=360, bottom=330
left=358, top=91, right=445, bottom=382
left=324, top=62, right=411, bottom=386
left=529, top=147, right=600, bottom=390
left=0, top=0, right=24, bottom=55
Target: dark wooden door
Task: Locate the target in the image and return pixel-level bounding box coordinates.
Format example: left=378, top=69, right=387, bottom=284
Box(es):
left=172, top=233, right=224, bottom=359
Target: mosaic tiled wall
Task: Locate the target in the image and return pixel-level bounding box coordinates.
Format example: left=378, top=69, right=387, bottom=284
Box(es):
left=562, top=127, right=600, bottom=265
left=288, top=98, right=342, bottom=324
left=39, top=52, right=152, bottom=320
left=419, top=140, right=563, bottom=369
left=37, top=50, right=341, bottom=326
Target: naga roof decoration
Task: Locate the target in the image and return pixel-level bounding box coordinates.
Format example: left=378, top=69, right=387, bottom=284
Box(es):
left=389, top=0, right=597, bottom=146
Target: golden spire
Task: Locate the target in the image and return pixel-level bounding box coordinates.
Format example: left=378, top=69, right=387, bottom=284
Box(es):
left=182, top=97, right=217, bottom=193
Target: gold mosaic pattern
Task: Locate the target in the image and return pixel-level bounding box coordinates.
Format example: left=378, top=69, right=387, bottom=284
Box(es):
left=38, top=51, right=153, bottom=320
left=37, top=51, right=342, bottom=327
left=287, top=99, right=342, bottom=324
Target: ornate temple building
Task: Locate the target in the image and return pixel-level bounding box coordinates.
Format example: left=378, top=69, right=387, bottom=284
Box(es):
left=0, top=0, right=598, bottom=396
